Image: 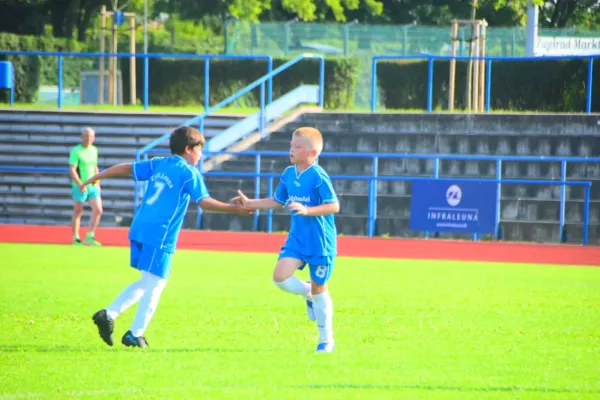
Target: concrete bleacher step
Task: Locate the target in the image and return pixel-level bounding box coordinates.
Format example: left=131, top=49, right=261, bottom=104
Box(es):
left=0, top=109, right=242, bottom=134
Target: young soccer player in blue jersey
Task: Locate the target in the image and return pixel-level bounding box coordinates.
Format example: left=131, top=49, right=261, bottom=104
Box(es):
left=78, top=126, right=252, bottom=348
left=233, top=127, right=340, bottom=353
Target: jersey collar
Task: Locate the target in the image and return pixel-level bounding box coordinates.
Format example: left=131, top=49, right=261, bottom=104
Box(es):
left=294, top=162, right=316, bottom=179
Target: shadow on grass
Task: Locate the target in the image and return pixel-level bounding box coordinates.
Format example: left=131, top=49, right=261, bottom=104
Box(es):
left=0, top=344, right=259, bottom=353
left=294, top=383, right=599, bottom=394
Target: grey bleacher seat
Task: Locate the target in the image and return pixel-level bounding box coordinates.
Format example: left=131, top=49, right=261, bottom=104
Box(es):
left=465, top=161, right=480, bottom=176
left=395, top=136, right=410, bottom=153
left=438, top=136, right=451, bottom=154
left=501, top=202, right=519, bottom=220
left=516, top=138, right=531, bottom=155
left=390, top=181, right=407, bottom=195
left=497, top=138, right=511, bottom=155
left=476, top=138, right=490, bottom=155
left=357, top=137, right=375, bottom=152
left=578, top=141, right=591, bottom=157
left=526, top=162, right=541, bottom=178
left=536, top=138, right=552, bottom=156
left=457, top=137, right=470, bottom=154
left=556, top=140, right=571, bottom=157
left=415, top=136, right=435, bottom=154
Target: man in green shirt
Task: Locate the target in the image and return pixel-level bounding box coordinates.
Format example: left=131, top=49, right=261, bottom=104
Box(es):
left=69, top=127, right=103, bottom=246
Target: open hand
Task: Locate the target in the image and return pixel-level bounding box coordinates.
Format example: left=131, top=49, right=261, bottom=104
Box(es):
left=288, top=201, right=307, bottom=216
left=233, top=190, right=249, bottom=207
left=230, top=196, right=242, bottom=206
left=232, top=201, right=254, bottom=216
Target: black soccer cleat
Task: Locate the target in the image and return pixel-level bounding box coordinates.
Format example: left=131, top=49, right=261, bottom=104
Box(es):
left=121, top=330, right=149, bottom=348
left=92, top=309, right=114, bottom=346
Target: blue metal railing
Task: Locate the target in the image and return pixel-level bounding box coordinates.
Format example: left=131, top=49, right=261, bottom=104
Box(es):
left=133, top=53, right=325, bottom=211
left=0, top=51, right=274, bottom=111
left=370, top=54, right=598, bottom=113
left=0, top=162, right=592, bottom=245
left=141, top=150, right=598, bottom=244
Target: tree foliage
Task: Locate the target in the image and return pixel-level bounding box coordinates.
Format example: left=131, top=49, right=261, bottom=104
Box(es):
left=0, top=0, right=597, bottom=41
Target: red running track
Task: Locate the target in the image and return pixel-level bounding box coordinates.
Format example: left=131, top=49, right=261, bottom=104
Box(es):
left=0, top=224, right=598, bottom=266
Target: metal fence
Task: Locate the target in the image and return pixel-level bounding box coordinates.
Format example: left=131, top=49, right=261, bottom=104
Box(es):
left=0, top=160, right=593, bottom=245
left=137, top=150, right=598, bottom=244
left=226, top=22, right=600, bottom=57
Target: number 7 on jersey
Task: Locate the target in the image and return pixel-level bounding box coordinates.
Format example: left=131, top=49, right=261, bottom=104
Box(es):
left=146, top=181, right=166, bottom=205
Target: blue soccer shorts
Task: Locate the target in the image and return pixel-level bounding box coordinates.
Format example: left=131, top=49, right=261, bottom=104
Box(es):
left=278, top=247, right=335, bottom=285
left=130, top=240, right=173, bottom=279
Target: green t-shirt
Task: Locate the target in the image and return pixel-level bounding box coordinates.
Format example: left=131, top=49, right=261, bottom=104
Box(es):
left=69, top=144, right=98, bottom=187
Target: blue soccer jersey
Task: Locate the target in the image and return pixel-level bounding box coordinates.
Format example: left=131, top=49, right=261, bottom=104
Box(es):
left=274, top=163, right=338, bottom=257
left=129, top=155, right=210, bottom=253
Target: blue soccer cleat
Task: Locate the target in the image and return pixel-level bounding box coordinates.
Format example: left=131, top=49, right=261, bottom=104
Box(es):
left=316, top=341, right=335, bottom=353
left=306, top=300, right=316, bottom=321
left=121, top=330, right=149, bottom=348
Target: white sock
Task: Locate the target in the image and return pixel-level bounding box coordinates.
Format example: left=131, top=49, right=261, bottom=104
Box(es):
left=105, top=275, right=146, bottom=320
left=130, top=271, right=168, bottom=337
left=274, top=276, right=311, bottom=300
left=312, top=291, right=334, bottom=343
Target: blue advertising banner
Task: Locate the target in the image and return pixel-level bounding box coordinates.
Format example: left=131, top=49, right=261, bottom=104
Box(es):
left=409, top=180, right=498, bottom=234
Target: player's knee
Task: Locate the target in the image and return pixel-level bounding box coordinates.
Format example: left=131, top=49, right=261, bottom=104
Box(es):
left=91, top=201, right=103, bottom=215
left=274, top=266, right=297, bottom=283
left=273, top=258, right=301, bottom=282
left=73, top=205, right=83, bottom=217
left=311, top=282, right=327, bottom=295
left=272, top=269, right=287, bottom=283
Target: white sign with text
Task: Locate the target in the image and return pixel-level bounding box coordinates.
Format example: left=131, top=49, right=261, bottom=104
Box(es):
left=535, top=37, right=600, bottom=56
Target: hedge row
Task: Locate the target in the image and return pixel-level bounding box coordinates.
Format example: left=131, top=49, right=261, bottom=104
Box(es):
left=376, top=59, right=600, bottom=112
left=120, top=57, right=360, bottom=109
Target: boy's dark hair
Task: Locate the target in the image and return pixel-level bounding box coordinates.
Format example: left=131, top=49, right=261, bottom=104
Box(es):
left=169, top=126, right=205, bottom=155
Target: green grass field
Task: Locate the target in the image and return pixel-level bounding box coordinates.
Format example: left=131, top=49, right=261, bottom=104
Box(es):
left=1, top=243, right=599, bottom=399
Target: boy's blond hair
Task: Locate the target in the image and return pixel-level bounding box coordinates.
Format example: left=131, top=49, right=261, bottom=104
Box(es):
left=293, top=127, right=323, bottom=155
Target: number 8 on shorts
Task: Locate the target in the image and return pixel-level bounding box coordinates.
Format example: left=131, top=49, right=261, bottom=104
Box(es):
left=308, top=257, right=334, bottom=285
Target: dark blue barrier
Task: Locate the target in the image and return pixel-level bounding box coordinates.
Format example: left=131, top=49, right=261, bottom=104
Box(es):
left=0, top=51, right=273, bottom=111
left=370, top=54, right=598, bottom=113
left=410, top=180, right=498, bottom=234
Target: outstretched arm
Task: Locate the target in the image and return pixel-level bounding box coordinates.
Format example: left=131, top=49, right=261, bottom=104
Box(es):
left=232, top=190, right=284, bottom=210
left=198, top=197, right=253, bottom=215
left=80, top=163, right=132, bottom=188
left=288, top=201, right=340, bottom=216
